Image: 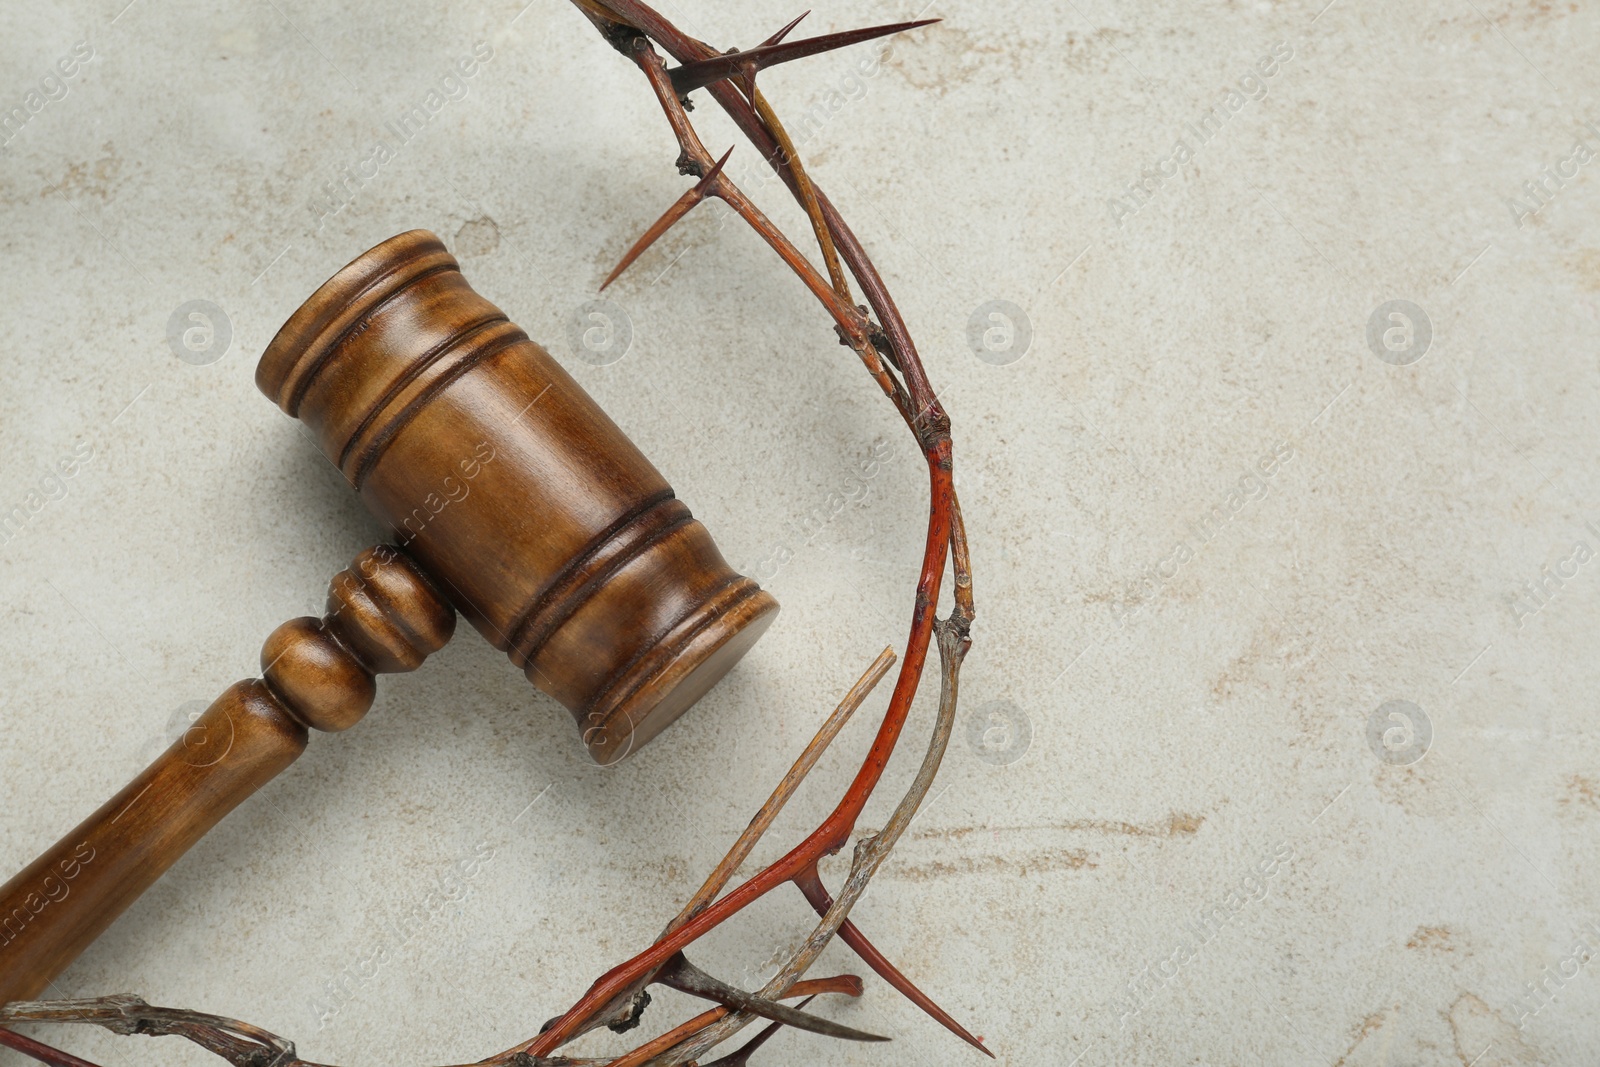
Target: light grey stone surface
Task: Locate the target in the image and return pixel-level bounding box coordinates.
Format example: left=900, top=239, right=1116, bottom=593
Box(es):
left=3, top=1, right=1599, bottom=1064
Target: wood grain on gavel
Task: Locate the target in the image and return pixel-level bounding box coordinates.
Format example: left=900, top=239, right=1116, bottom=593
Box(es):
left=0, top=229, right=777, bottom=1004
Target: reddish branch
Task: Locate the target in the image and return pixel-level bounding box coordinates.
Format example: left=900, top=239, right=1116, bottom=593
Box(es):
left=0, top=1027, right=101, bottom=1067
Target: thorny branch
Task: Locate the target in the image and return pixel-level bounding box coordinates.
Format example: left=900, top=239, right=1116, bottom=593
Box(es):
left=0, top=5, right=979, bottom=1066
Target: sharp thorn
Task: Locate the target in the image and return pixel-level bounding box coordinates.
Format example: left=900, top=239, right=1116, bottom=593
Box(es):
left=698, top=997, right=814, bottom=1067
left=835, top=918, right=992, bottom=1056
left=669, top=18, right=940, bottom=96
left=760, top=10, right=810, bottom=47
left=793, top=871, right=992, bottom=1057
left=600, top=146, right=735, bottom=291
left=660, top=955, right=889, bottom=1043
left=697, top=143, right=736, bottom=184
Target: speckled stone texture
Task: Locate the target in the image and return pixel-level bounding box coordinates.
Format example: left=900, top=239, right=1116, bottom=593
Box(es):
left=3, top=1, right=1599, bottom=1064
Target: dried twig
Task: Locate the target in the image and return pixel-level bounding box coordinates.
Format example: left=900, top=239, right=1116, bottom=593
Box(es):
left=0, top=979, right=863, bottom=1067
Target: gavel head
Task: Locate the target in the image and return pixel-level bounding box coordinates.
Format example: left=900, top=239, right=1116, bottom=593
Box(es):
left=256, top=230, right=778, bottom=764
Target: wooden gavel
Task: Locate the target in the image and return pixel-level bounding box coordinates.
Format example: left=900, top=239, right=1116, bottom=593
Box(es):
left=0, top=230, right=778, bottom=1004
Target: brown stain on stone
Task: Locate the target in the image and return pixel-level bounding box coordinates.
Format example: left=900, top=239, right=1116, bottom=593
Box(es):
left=884, top=21, right=1050, bottom=96
left=1373, top=760, right=1456, bottom=818
left=1211, top=624, right=1273, bottom=702
left=1445, top=992, right=1540, bottom=1066
left=888, top=849, right=1097, bottom=881
left=454, top=216, right=500, bottom=258
left=1407, top=925, right=1455, bottom=952
left=1331, top=1005, right=1395, bottom=1067
left=1515, top=0, right=1578, bottom=25
left=1207, top=615, right=1318, bottom=705
left=1433, top=0, right=1579, bottom=35
left=1570, top=249, right=1600, bottom=292
left=1166, top=811, right=1204, bottom=834
left=1560, top=772, right=1600, bottom=812
left=884, top=812, right=1201, bottom=880
left=47, top=141, right=125, bottom=203
left=910, top=811, right=1204, bottom=841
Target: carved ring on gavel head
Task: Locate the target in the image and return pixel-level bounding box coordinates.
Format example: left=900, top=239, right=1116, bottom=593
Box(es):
left=0, top=229, right=777, bottom=1005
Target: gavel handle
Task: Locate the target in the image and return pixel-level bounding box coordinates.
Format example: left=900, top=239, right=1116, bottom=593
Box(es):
left=0, top=682, right=305, bottom=1003
left=0, top=546, right=454, bottom=1004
